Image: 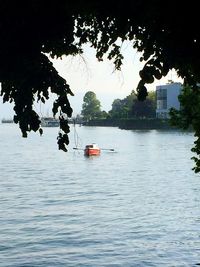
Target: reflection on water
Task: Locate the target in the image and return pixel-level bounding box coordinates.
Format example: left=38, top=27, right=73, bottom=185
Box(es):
left=0, top=124, right=200, bottom=267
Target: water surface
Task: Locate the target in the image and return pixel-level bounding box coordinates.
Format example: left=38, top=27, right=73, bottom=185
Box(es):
left=0, top=124, right=200, bottom=266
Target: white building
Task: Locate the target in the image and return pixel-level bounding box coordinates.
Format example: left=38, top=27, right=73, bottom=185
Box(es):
left=156, top=82, right=182, bottom=118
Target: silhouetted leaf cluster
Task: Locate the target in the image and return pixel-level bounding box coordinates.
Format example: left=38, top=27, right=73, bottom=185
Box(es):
left=170, top=85, right=200, bottom=172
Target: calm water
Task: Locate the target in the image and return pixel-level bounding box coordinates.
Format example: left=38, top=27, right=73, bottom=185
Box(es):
left=0, top=124, right=200, bottom=267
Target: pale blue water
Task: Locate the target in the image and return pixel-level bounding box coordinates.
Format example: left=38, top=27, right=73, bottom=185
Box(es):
left=0, top=124, right=200, bottom=267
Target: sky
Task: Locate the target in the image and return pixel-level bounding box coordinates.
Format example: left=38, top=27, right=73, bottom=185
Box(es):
left=0, top=42, right=182, bottom=119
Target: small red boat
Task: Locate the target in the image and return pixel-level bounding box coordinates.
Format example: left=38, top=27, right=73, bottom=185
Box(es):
left=84, top=143, right=101, bottom=156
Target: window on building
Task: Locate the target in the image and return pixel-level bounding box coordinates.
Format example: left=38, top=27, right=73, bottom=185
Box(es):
left=156, top=89, right=167, bottom=109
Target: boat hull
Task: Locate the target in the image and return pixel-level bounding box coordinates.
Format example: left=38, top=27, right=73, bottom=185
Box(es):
left=40, top=117, right=59, bottom=127
left=84, top=148, right=100, bottom=156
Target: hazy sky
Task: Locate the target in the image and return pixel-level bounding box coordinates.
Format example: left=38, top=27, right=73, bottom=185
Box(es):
left=0, top=42, right=182, bottom=119
left=51, top=42, right=182, bottom=114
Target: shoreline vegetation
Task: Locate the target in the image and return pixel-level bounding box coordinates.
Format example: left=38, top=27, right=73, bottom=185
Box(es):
left=81, top=118, right=192, bottom=131
left=1, top=117, right=192, bottom=132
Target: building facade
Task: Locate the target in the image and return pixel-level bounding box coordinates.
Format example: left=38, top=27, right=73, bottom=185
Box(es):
left=156, top=82, right=182, bottom=118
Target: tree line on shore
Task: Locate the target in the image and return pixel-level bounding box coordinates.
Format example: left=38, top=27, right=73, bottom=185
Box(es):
left=80, top=90, right=156, bottom=122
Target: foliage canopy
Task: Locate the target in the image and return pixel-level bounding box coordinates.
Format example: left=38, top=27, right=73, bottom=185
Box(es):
left=1, top=1, right=200, bottom=170
left=81, top=91, right=101, bottom=121
left=109, top=90, right=156, bottom=119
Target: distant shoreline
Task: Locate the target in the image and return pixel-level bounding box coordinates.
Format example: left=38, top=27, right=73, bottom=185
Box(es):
left=1, top=119, right=14, bottom=123
left=82, top=118, right=191, bottom=131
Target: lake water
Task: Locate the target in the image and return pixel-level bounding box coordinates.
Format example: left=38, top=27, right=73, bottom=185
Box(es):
left=0, top=124, right=200, bottom=267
